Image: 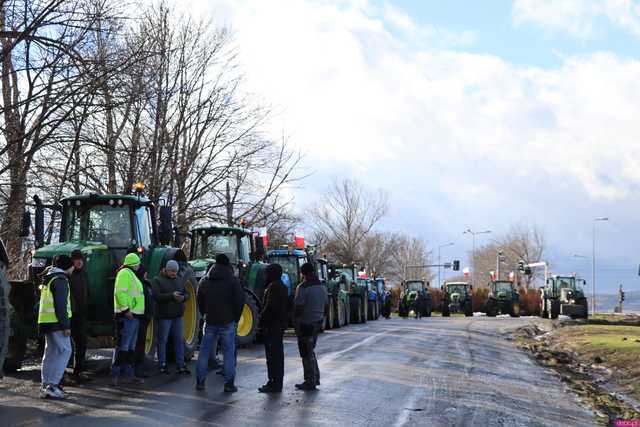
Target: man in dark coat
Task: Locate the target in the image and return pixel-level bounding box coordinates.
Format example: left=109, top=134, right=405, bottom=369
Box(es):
left=293, top=263, right=328, bottom=391
left=69, top=250, right=89, bottom=377
left=258, top=263, right=289, bottom=393
left=133, top=263, right=154, bottom=379
left=195, top=254, right=245, bottom=393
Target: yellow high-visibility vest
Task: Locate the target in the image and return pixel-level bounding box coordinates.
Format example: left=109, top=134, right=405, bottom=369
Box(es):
left=114, top=268, right=145, bottom=315
left=38, top=276, right=72, bottom=324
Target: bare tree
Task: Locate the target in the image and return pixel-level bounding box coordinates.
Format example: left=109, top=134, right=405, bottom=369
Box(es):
left=310, top=179, right=388, bottom=263
left=385, top=234, right=433, bottom=286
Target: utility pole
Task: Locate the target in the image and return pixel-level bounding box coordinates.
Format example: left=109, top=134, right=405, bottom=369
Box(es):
left=463, top=229, right=491, bottom=287
left=496, top=249, right=504, bottom=281
left=438, top=242, right=454, bottom=287
left=592, top=217, right=608, bottom=315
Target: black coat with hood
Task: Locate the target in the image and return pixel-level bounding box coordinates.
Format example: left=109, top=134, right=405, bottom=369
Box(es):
left=197, top=264, right=245, bottom=326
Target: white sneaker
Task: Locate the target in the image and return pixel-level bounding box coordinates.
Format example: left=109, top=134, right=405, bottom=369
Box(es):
left=39, top=384, right=50, bottom=399
left=40, top=384, right=66, bottom=399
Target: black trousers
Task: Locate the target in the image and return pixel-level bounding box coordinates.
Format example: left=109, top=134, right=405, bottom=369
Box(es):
left=263, top=327, right=285, bottom=388
left=134, top=317, right=149, bottom=367
left=70, top=314, right=87, bottom=373
left=297, top=321, right=321, bottom=385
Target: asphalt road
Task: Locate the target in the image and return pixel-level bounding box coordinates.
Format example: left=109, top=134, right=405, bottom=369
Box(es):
left=0, top=316, right=598, bottom=427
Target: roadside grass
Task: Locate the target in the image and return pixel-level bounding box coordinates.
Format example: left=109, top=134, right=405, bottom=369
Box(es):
left=549, top=324, right=640, bottom=400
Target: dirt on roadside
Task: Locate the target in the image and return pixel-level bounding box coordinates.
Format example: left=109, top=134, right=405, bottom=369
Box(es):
left=513, top=320, right=640, bottom=425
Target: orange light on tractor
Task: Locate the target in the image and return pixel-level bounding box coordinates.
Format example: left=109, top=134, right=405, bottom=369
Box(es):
left=239, top=218, right=247, bottom=227
left=137, top=246, right=144, bottom=254
left=133, top=182, right=145, bottom=192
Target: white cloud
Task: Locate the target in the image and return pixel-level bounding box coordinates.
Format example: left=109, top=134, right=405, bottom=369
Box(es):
left=512, top=0, right=640, bottom=39
left=181, top=0, right=640, bottom=271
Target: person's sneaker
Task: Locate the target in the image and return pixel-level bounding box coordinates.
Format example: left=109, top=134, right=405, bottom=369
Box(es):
left=39, top=384, right=51, bottom=399
left=196, top=378, right=205, bottom=391
left=46, top=385, right=66, bottom=399
left=224, top=382, right=238, bottom=393
left=295, top=382, right=317, bottom=391
left=177, top=367, right=191, bottom=375
left=159, top=365, right=170, bottom=375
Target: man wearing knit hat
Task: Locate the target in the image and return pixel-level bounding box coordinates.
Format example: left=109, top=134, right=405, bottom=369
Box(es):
left=152, top=259, right=190, bottom=375
left=39, top=254, right=74, bottom=399
left=112, top=253, right=145, bottom=386
left=69, top=249, right=89, bottom=378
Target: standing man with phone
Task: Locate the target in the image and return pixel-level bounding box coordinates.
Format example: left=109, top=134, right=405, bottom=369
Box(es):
left=39, top=255, right=74, bottom=399
left=153, top=260, right=190, bottom=375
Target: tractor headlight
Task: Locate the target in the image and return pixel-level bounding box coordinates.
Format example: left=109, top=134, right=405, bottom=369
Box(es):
left=32, top=258, right=47, bottom=268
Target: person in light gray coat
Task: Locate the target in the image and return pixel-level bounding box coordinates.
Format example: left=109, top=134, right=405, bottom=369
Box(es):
left=293, top=262, right=328, bottom=391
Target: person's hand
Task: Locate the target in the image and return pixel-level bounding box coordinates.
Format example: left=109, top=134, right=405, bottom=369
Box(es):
left=125, top=311, right=134, bottom=320
left=63, top=329, right=71, bottom=337
left=173, top=291, right=184, bottom=302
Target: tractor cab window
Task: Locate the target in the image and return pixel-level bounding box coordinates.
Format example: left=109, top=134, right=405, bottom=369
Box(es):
left=558, top=278, right=575, bottom=290
left=268, top=256, right=300, bottom=288
left=65, top=203, right=133, bottom=248
left=493, top=282, right=513, bottom=293
left=239, top=235, right=251, bottom=263
left=447, top=284, right=467, bottom=295
left=197, top=234, right=239, bottom=264
left=335, top=268, right=354, bottom=282
left=134, top=206, right=153, bottom=248
left=406, top=281, right=424, bottom=292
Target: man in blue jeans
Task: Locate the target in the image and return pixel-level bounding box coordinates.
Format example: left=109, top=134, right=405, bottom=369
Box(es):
left=196, top=254, right=245, bottom=392
left=152, top=260, right=190, bottom=375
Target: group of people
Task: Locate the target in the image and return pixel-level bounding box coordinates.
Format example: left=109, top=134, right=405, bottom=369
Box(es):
left=37, top=250, right=328, bottom=399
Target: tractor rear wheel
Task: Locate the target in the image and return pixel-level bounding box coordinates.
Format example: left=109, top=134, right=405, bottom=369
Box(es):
left=236, top=292, right=260, bottom=347
left=326, top=298, right=335, bottom=330
left=485, top=300, right=497, bottom=317
left=541, top=299, right=548, bottom=318
left=350, top=296, right=362, bottom=323
left=181, top=277, right=200, bottom=359
left=442, top=301, right=450, bottom=317
left=464, top=300, right=473, bottom=317
left=510, top=302, right=521, bottom=318
left=367, top=301, right=374, bottom=321
left=343, top=299, right=350, bottom=326
left=3, top=336, right=27, bottom=373
left=0, top=265, right=9, bottom=376
left=580, top=299, right=589, bottom=319
left=361, top=297, right=367, bottom=323
left=336, top=299, right=345, bottom=328
left=549, top=300, right=560, bottom=319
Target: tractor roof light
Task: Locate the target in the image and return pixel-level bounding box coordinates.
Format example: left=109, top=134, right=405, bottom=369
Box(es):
left=133, top=182, right=146, bottom=193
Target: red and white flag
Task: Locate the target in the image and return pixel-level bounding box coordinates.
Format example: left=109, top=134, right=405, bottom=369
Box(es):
left=463, top=267, right=470, bottom=278
left=490, top=271, right=496, bottom=281
left=509, top=272, right=515, bottom=282
left=294, top=231, right=305, bottom=249
left=258, top=227, right=268, bottom=248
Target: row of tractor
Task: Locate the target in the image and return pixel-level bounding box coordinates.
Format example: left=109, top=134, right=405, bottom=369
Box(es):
left=1, top=192, right=391, bottom=373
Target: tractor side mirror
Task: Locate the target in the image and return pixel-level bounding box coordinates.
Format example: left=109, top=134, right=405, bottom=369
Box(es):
left=34, top=196, right=45, bottom=248
left=158, top=206, right=173, bottom=246
left=21, top=210, right=32, bottom=237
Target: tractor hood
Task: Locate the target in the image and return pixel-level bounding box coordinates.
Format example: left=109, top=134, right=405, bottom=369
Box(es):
left=34, top=241, right=109, bottom=260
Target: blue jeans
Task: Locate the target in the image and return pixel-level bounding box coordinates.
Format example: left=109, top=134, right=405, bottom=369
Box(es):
left=112, top=317, right=139, bottom=376
left=41, top=331, right=72, bottom=386
left=158, top=317, right=185, bottom=368
left=197, top=322, right=236, bottom=384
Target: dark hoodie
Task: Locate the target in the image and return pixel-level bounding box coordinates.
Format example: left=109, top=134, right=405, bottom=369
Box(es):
left=197, top=264, right=245, bottom=326
left=39, top=267, right=71, bottom=333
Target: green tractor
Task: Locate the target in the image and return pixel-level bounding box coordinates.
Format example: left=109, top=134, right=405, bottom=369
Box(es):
left=188, top=225, right=266, bottom=346
left=540, top=275, right=588, bottom=319
left=4, top=193, right=198, bottom=372
left=441, top=281, right=473, bottom=317
left=484, top=280, right=521, bottom=317
left=326, top=263, right=351, bottom=329
left=398, top=280, right=432, bottom=318
left=329, top=264, right=368, bottom=324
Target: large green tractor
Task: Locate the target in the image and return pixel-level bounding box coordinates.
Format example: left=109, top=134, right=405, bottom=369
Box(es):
left=540, top=275, right=588, bottom=319
left=325, top=262, right=350, bottom=329
left=3, top=193, right=198, bottom=372
left=329, top=264, right=367, bottom=324
left=188, top=226, right=266, bottom=346
left=398, top=280, right=432, bottom=318
left=484, top=280, right=521, bottom=317
left=441, top=282, right=473, bottom=317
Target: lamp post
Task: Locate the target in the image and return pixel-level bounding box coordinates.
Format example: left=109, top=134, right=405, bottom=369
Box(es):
left=592, top=217, right=609, bottom=314
left=463, top=229, right=491, bottom=287
left=438, top=242, right=454, bottom=287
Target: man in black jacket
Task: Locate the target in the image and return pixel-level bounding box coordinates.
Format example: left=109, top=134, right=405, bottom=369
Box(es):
left=258, top=264, right=289, bottom=393
left=195, top=254, right=244, bottom=392
left=133, top=264, right=154, bottom=379
left=69, top=250, right=89, bottom=377
left=153, top=260, right=190, bottom=375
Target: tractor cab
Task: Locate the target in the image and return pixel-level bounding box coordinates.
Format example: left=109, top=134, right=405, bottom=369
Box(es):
left=442, top=281, right=473, bottom=317
left=405, top=280, right=426, bottom=294
left=266, top=248, right=307, bottom=297
left=541, top=275, right=588, bottom=319
left=489, top=280, right=517, bottom=299
left=485, top=280, right=520, bottom=317
left=188, top=226, right=256, bottom=281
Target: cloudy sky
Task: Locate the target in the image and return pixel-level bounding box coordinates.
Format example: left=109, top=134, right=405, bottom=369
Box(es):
left=186, top=0, right=640, bottom=294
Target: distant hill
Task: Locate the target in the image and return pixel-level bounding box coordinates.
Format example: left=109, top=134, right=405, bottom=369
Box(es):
left=594, top=290, right=640, bottom=313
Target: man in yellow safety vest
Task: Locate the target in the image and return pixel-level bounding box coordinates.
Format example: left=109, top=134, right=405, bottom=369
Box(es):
left=112, top=252, right=145, bottom=386
left=38, top=255, right=74, bottom=399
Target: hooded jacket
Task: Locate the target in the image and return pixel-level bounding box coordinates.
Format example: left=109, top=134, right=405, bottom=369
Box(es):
left=197, top=264, right=245, bottom=326
left=39, top=267, right=72, bottom=333
left=152, top=273, right=189, bottom=319
left=260, top=279, right=289, bottom=330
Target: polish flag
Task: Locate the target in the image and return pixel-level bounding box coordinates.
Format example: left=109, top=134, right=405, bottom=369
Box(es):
left=294, top=231, right=305, bottom=249
left=509, top=272, right=515, bottom=282
left=490, top=271, right=496, bottom=280
left=463, top=267, right=470, bottom=278
left=259, top=227, right=269, bottom=248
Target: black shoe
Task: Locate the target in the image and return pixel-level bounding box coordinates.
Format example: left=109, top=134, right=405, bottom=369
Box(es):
left=295, top=382, right=317, bottom=391
left=316, top=380, right=320, bottom=386
left=159, top=365, right=170, bottom=375
left=134, top=368, right=149, bottom=379
left=224, top=382, right=238, bottom=393
left=258, top=383, right=282, bottom=393
left=196, top=378, right=205, bottom=391
left=178, top=367, right=191, bottom=375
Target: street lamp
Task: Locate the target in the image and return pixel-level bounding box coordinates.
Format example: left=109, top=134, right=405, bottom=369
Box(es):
left=463, top=228, right=491, bottom=287
left=438, top=242, right=454, bottom=287
left=592, top=217, right=609, bottom=314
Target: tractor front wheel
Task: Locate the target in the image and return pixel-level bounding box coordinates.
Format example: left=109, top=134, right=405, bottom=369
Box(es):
left=236, top=293, right=260, bottom=347
left=464, top=300, right=473, bottom=317
left=549, top=300, right=560, bottom=319
left=541, top=299, right=548, bottom=319
left=510, top=302, right=521, bottom=318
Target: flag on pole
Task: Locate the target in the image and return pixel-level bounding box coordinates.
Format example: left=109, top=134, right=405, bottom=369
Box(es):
left=259, top=227, right=268, bottom=248
left=490, top=271, right=496, bottom=281
left=463, top=267, right=470, bottom=278
left=294, top=231, right=305, bottom=249
left=509, top=272, right=515, bottom=282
